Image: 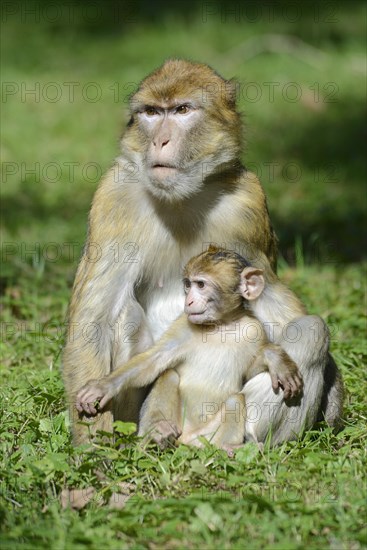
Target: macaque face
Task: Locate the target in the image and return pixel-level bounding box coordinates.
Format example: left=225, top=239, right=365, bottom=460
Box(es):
left=136, top=102, right=204, bottom=200
left=123, top=60, right=242, bottom=203
left=183, top=276, right=222, bottom=324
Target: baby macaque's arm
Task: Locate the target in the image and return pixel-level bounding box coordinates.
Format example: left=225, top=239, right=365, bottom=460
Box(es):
left=246, top=344, right=303, bottom=400
left=76, top=315, right=188, bottom=415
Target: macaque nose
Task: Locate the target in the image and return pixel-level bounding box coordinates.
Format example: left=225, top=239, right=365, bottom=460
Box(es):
left=153, top=138, right=170, bottom=149
left=188, top=300, right=194, bottom=306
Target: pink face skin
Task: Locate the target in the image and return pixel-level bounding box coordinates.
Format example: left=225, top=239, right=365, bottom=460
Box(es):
left=183, top=276, right=219, bottom=324
left=183, top=267, right=265, bottom=325
left=139, top=103, right=201, bottom=182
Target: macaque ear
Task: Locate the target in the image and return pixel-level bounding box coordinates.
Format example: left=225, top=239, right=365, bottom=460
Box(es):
left=224, top=78, right=238, bottom=108
left=240, top=267, right=265, bottom=300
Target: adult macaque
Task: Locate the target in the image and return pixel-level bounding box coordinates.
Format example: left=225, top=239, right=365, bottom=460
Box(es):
left=63, top=59, right=343, bottom=445
left=76, top=248, right=303, bottom=452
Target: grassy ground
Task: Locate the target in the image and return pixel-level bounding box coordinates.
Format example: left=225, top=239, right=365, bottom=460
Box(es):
left=1, top=2, right=366, bottom=549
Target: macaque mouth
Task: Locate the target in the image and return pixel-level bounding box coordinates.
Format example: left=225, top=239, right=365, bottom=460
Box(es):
left=152, top=163, right=178, bottom=169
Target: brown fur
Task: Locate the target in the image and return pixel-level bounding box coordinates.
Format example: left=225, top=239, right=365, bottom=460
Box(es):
left=63, top=59, right=341, bottom=445
left=75, top=249, right=303, bottom=451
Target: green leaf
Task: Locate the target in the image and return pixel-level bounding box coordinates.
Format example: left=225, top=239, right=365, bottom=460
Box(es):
left=194, top=503, right=223, bottom=532
left=39, top=418, right=53, bottom=433
left=234, top=443, right=260, bottom=464
left=190, top=460, right=207, bottom=476
left=113, top=421, right=137, bottom=435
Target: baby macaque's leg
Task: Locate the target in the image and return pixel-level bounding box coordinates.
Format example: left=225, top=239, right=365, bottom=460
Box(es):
left=138, top=370, right=182, bottom=448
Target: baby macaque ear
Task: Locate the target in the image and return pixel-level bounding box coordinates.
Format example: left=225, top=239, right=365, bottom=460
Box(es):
left=240, top=267, right=265, bottom=300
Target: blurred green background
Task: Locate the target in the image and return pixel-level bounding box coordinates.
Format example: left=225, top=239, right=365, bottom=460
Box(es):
left=1, top=0, right=366, bottom=275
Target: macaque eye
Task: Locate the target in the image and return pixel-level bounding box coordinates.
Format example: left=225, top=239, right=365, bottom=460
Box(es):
left=145, top=107, right=159, bottom=116
left=175, top=104, right=190, bottom=114
left=197, top=281, right=205, bottom=289
left=183, top=279, right=191, bottom=290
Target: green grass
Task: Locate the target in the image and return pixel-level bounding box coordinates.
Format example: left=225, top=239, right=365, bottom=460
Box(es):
left=1, top=2, right=366, bottom=549
left=1, top=263, right=366, bottom=549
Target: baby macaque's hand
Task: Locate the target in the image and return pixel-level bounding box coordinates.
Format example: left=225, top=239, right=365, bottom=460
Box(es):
left=265, top=348, right=303, bottom=400
left=76, top=379, right=113, bottom=415
left=272, top=367, right=303, bottom=400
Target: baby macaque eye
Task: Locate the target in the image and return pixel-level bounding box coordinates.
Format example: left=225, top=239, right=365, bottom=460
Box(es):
left=183, top=279, right=191, bottom=290
left=197, top=281, right=205, bottom=289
